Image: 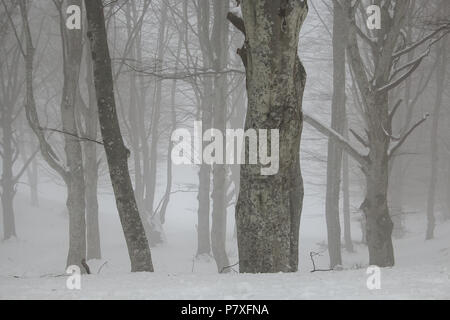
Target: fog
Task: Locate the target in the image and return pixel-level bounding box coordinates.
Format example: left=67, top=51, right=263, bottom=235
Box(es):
left=0, top=0, right=449, bottom=300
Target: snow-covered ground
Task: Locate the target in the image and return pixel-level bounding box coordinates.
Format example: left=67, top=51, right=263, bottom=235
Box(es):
left=1, top=174, right=450, bottom=299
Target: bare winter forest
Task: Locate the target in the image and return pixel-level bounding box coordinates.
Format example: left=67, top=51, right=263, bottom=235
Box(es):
left=1, top=0, right=450, bottom=300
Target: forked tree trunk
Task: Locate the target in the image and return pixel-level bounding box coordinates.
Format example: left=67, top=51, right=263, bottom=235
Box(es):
left=85, top=0, right=154, bottom=272
left=361, top=93, right=394, bottom=267
left=345, top=1, right=413, bottom=267
left=231, top=0, right=308, bottom=273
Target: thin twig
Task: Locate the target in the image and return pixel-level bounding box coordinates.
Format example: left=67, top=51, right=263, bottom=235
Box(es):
left=309, top=251, right=333, bottom=273
left=220, top=261, right=239, bottom=274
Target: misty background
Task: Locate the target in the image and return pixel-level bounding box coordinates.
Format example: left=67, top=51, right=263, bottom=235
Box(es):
left=0, top=0, right=449, bottom=299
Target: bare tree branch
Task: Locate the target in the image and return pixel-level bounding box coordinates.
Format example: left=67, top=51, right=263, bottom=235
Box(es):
left=304, top=112, right=368, bottom=166
left=389, top=114, right=430, bottom=159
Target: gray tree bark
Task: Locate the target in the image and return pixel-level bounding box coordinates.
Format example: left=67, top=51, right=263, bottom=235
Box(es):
left=27, top=158, right=39, bottom=207
left=159, top=29, right=182, bottom=226
left=18, top=0, right=88, bottom=270
left=84, top=0, right=154, bottom=272
left=325, top=0, right=349, bottom=268
left=55, top=0, right=87, bottom=269
left=123, top=1, right=153, bottom=242
left=342, top=117, right=354, bottom=252
left=426, top=42, right=447, bottom=240
left=346, top=1, right=412, bottom=267
left=1, top=108, right=16, bottom=239
left=210, top=0, right=231, bottom=273
left=82, top=36, right=101, bottom=260
left=230, top=0, right=308, bottom=273
left=145, top=1, right=168, bottom=247
left=195, top=0, right=213, bottom=257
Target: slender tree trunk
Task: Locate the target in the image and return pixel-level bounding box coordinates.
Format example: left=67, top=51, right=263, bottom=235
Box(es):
left=55, top=0, right=87, bottom=269
left=426, top=44, right=447, bottom=240
left=84, top=41, right=101, bottom=260
left=1, top=113, right=16, bottom=239
left=85, top=0, right=154, bottom=272
left=145, top=2, right=168, bottom=247
left=342, top=118, right=354, bottom=252
left=325, top=1, right=348, bottom=268
left=210, top=0, right=230, bottom=273
left=231, top=0, right=308, bottom=273
left=446, top=160, right=450, bottom=221
left=125, top=2, right=153, bottom=241
left=159, top=33, right=182, bottom=225
left=22, top=142, right=39, bottom=207
left=125, top=2, right=143, bottom=208
left=196, top=0, right=212, bottom=257
left=197, top=117, right=212, bottom=256
left=28, top=158, right=39, bottom=207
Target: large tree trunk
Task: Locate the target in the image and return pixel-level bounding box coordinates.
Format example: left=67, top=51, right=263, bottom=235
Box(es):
left=232, top=0, right=308, bottom=273
left=85, top=0, right=154, bottom=272
left=361, top=92, right=394, bottom=267
left=325, top=0, right=348, bottom=268
left=426, top=43, right=447, bottom=240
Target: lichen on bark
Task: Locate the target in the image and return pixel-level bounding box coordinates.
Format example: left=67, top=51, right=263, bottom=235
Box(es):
left=231, top=0, right=308, bottom=273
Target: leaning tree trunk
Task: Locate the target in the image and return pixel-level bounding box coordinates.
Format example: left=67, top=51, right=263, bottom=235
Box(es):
left=231, top=0, right=308, bottom=273
left=85, top=0, right=154, bottom=272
